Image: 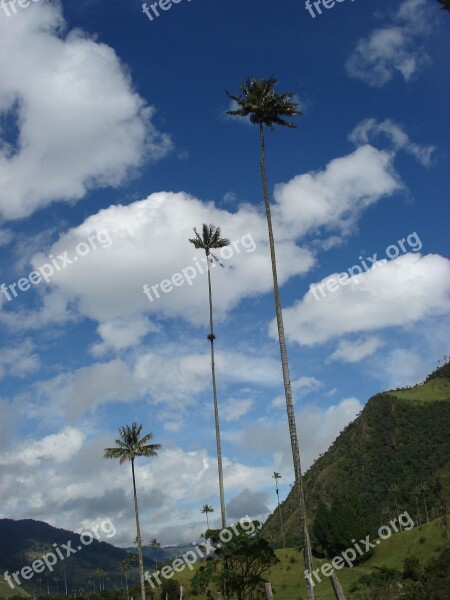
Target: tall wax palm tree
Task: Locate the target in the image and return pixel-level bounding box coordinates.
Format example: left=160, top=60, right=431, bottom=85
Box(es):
left=104, top=422, right=161, bottom=600
left=227, top=77, right=314, bottom=599
left=53, top=576, right=60, bottom=595
left=148, top=538, right=161, bottom=570
left=200, top=504, right=215, bottom=530
left=272, top=472, right=286, bottom=549
left=189, top=224, right=230, bottom=529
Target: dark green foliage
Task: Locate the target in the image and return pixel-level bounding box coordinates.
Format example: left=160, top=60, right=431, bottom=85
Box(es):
left=191, top=521, right=278, bottom=600
left=160, top=578, right=180, bottom=600
left=403, top=557, right=422, bottom=581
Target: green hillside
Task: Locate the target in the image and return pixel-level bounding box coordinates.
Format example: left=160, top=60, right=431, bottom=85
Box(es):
left=147, top=517, right=450, bottom=599
left=262, top=362, right=450, bottom=549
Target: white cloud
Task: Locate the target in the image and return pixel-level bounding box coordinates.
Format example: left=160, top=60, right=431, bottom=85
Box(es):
left=350, top=119, right=435, bottom=167
left=0, top=3, right=172, bottom=221
left=221, top=398, right=253, bottom=422
left=274, top=253, right=450, bottom=346
left=0, top=338, right=40, bottom=379
left=346, top=0, right=432, bottom=87
left=328, top=336, right=385, bottom=363
left=0, top=427, right=84, bottom=467
left=24, top=192, right=313, bottom=336
left=274, top=145, right=401, bottom=239
left=31, top=360, right=139, bottom=420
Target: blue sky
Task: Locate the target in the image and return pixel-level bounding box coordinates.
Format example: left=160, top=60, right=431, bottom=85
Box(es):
left=0, top=0, right=449, bottom=546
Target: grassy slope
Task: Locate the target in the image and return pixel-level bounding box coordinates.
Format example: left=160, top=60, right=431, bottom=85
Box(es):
left=167, top=518, right=449, bottom=598
left=0, top=580, right=30, bottom=598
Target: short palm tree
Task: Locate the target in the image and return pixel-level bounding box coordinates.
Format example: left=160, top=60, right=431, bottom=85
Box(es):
left=200, top=504, right=215, bottom=530
left=272, top=472, right=286, bottom=549
left=226, top=78, right=314, bottom=599
left=148, top=538, right=161, bottom=570
left=189, top=224, right=230, bottom=529
left=104, top=422, right=160, bottom=600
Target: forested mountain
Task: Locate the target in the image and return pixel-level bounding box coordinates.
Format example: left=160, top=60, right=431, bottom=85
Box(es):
left=262, top=362, right=450, bottom=549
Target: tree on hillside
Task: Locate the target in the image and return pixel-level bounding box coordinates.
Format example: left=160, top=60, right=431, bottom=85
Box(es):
left=148, top=538, right=161, bottom=570
left=272, top=472, right=285, bottom=549
left=226, top=77, right=314, bottom=599
left=200, top=504, right=215, bottom=530
left=189, top=224, right=230, bottom=529
left=191, top=521, right=278, bottom=600
left=104, top=422, right=161, bottom=600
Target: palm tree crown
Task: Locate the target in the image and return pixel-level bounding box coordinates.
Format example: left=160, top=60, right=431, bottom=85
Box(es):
left=189, top=224, right=230, bottom=259
left=227, top=77, right=300, bottom=129
left=104, top=422, right=160, bottom=463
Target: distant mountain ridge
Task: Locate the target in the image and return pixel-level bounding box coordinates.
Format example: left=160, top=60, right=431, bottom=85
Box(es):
left=0, top=518, right=130, bottom=595
left=262, top=361, right=450, bottom=548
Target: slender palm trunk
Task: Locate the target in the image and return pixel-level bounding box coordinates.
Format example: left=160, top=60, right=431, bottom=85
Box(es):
left=206, top=512, right=210, bottom=529
left=276, top=485, right=286, bottom=549
left=131, top=458, right=146, bottom=600
left=206, top=251, right=227, bottom=529
left=422, top=493, right=429, bottom=522
left=259, top=124, right=314, bottom=599
left=394, top=496, right=402, bottom=531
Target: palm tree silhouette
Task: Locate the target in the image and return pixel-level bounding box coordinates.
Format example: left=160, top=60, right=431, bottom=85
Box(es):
left=200, top=504, right=215, bottom=530
left=104, top=422, right=161, bottom=600
left=148, top=538, right=161, bottom=570
left=272, top=472, right=286, bottom=549
left=189, top=224, right=230, bottom=529
left=227, top=77, right=313, bottom=599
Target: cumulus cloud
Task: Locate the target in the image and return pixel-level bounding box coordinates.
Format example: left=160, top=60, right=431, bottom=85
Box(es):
left=350, top=119, right=435, bottom=167
left=0, top=2, right=172, bottom=221
left=346, top=0, right=432, bottom=87
left=328, top=336, right=385, bottom=363
left=22, top=192, right=313, bottom=337
left=273, top=145, right=401, bottom=239
left=0, top=428, right=271, bottom=545
left=274, top=253, right=450, bottom=346
left=0, top=427, right=84, bottom=467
